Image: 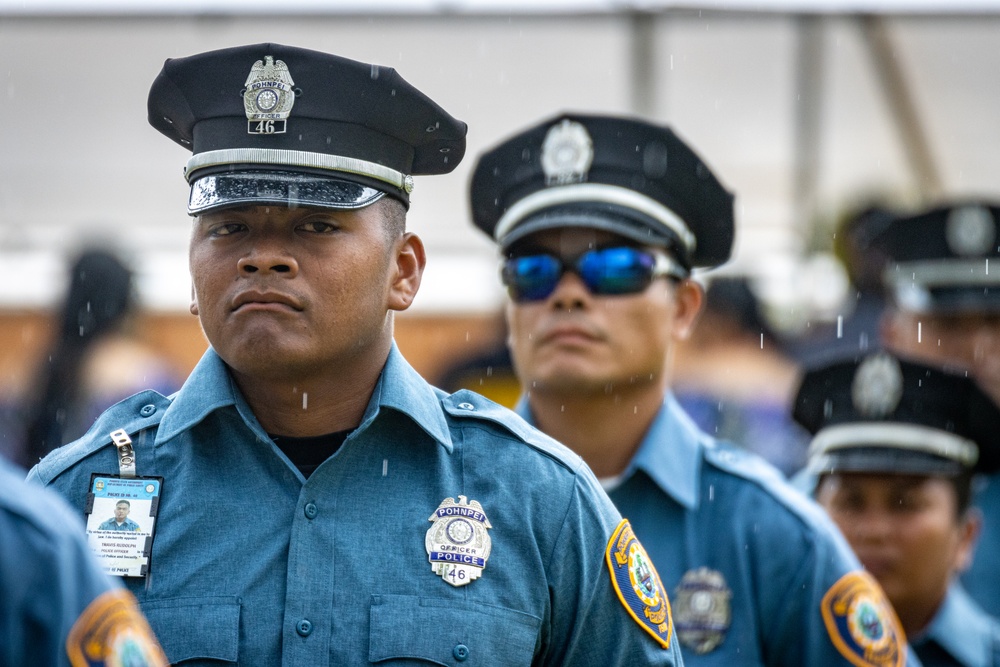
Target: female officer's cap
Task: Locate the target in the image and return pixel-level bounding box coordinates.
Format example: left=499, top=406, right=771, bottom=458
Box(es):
left=148, top=43, right=467, bottom=215
left=794, top=352, right=1000, bottom=476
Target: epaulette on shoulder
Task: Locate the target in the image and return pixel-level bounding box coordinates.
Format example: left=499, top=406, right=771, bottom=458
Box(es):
left=703, top=439, right=833, bottom=529
left=30, top=390, right=172, bottom=484
left=440, top=389, right=584, bottom=472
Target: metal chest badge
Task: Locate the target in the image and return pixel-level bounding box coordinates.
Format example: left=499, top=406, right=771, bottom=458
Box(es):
left=243, top=55, right=296, bottom=135
left=605, top=519, right=673, bottom=648
left=821, top=571, right=905, bottom=667
left=426, top=496, right=492, bottom=587
left=674, top=567, right=732, bottom=654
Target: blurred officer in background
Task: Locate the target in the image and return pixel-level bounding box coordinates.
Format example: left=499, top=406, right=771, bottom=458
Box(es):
left=795, top=352, right=1000, bottom=665
left=873, top=202, right=1000, bottom=619
left=20, top=247, right=180, bottom=468
left=1, top=456, right=165, bottom=667
left=470, top=112, right=913, bottom=665
left=28, top=45, right=683, bottom=665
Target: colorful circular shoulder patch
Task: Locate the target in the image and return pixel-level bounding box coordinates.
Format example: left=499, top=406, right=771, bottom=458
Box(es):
left=67, top=588, right=168, bottom=667
left=605, top=519, right=672, bottom=648
left=821, top=571, right=906, bottom=667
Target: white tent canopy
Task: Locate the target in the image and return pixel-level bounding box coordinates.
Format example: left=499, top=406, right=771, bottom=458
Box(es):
left=0, top=4, right=997, bottom=317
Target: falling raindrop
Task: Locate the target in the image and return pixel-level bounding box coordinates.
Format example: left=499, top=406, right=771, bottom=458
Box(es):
left=302, top=393, right=308, bottom=410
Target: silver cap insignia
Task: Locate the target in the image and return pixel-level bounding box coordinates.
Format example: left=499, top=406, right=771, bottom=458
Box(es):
left=946, top=205, right=996, bottom=257
left=426, top=496, right=492, bottom=587
left=852, top=353, right=904, bottom=418
left=674, top=568, right=732, bottom=654
left=541, top=119, right=594, bottom=186
left=243, top=56, right=296, bottom=135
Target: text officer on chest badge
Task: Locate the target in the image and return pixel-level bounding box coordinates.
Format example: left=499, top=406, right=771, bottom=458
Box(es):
left=426, top=496, right=492, bottom=587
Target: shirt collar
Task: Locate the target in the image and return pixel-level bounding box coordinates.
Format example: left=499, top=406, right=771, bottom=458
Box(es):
left=917, top=583, right=993, bottom=666
left=157, top=344, right=452, bottom=451
left=514, top=392, right=703, bottom=509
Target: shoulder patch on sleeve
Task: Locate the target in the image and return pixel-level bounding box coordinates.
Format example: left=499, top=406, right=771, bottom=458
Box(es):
left=67, top=588, right=168, bottom=667
left=821, top=571, right=906, bottom=667
left=605, top=519, right=673, bottom=649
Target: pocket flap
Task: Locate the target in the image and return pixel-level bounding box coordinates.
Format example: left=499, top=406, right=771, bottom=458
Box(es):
left=141, top=596, right=241, bottom=664
left=370, top=594, right=540, bottom=665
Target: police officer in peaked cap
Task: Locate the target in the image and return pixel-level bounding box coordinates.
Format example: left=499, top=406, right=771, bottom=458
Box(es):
left=470, top=112, right=918, bottom=665
left=796, top=351, right=1000, bottom=666
left=873, top=201, right=1000, bottom=621
left=28, top=45, right=685, bottom=666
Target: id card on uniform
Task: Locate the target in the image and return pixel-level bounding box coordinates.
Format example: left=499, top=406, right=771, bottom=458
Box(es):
left=84, top=474, right=162, bottom=578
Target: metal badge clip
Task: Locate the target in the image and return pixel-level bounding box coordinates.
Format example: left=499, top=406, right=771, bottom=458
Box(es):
left=110, top=429, right=136, bottom=478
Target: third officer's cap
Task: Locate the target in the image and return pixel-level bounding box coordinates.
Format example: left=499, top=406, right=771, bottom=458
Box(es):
left=793, top=352, right=1000, bottom=477
left=148, top=43, right=467, bottom=215
left=469, top=113, right=735, bottom=271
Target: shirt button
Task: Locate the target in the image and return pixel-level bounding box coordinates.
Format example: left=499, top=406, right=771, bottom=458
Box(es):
left=453, top=644, right=469, bottom=661
left=296, top=619, right=312, bottom=637
left=139, top=404, right=157, bottom=417
left=457, top=403, right=475, bottom=411
left=303, top=503, right=318, bottom=519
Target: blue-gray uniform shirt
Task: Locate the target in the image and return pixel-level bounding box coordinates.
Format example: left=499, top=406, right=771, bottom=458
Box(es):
left=518, top=393, right=915, bottom=666
left=98, top=517, right=141, bottom=531
left=961, top=473, right=1000, bottom=618
left=1, top=457, right=118, bottom=666
left=28, top=345, right=684, bottom=666
left=911, top=583, right=1000, bottom=666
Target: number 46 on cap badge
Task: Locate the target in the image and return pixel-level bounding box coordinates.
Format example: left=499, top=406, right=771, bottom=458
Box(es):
left=426, top=496, right=492, bottom=587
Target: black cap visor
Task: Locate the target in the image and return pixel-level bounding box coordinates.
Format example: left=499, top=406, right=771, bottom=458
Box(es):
left=501, top=202, right=692, bottom=270
left=189, top=169, right=385, bottom=215
left=813, top=446, right=966, bottom=477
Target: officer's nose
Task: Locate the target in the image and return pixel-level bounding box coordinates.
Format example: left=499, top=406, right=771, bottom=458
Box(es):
left=549, top=272, right=589, bottom=311
left=237, top=243, right=299, bottom=276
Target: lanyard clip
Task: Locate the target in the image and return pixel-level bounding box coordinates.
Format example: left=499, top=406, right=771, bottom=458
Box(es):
left=110, top=429, right=136, bottom=478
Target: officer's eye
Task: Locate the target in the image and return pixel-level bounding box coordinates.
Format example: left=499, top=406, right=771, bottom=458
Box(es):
left=210, top=222, right=246, bottom=237
left=300, top=220, right=338, bottom=233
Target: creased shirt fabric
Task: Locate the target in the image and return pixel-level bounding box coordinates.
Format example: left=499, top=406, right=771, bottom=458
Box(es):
left=518, top=393, right=918, bottom=666
left=29, top=345, right=684, bottom=666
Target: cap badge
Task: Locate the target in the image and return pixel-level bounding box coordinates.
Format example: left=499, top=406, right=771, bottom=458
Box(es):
left=243, top=55, right=296, bottom=135
left=946, top=205, right=996, bottom=257
left=852, top=353, right=904, bottom=418
left=541, top=119, right=594, bottom=186
left=674, top=567, right=732, bottom=654
left=426, top=496, right=492, bottom=587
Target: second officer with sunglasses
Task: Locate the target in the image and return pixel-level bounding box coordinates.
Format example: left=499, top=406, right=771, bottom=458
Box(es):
left=470, top=114, right=918, bottom=667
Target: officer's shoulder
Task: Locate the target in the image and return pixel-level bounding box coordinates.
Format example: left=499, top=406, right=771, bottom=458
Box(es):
left=29, top=390, right=172, bottom=485
left=0, top=457, right=89, bottom=553
left=439, top=389, right=586, bottom=473
left=702, top=438, right=836, bottom=533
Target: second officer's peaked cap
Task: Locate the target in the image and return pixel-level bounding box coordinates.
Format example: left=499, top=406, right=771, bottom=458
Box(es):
left=872, top=201, right=1000, bottom=314
left=148, top=43, right=467, bottom=215
left=793, top=352, right=1000, bottom=476
left=470, top=113, right=735, bottom=270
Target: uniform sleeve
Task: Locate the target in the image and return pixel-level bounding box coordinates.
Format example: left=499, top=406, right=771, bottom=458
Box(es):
left=0, top=471, right=167, bottom=667
left=755, top=505, right=916, bottom=667
left=542, top=469, right=685, bottom=666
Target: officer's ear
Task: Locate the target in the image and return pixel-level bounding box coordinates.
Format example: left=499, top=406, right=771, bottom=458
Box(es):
left=387, top=232, right=425, bottom=312
left=672, top=278, right=704, bottom=341
left=189, top=285, right=199, bottom=317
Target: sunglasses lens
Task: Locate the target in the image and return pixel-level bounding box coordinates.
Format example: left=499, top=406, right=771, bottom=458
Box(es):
left=578, top=247, right=656, bottom=295
left=502, top=254, right=563, bottom=302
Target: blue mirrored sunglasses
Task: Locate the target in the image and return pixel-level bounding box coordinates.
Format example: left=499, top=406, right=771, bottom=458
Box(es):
left=501, top=246, right=687, bottom=303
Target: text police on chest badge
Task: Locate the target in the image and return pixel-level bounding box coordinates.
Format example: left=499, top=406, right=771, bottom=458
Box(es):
left=426, top=496, right=492, bottom=587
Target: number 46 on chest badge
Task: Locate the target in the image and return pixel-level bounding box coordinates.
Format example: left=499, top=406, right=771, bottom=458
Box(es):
left=426, top=496, right=492, bottom=587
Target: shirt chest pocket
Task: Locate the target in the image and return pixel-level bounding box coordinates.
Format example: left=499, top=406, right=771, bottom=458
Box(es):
left=369, top=594, right=541, bottom=666
left=140, top=596, right=241, bottom=664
